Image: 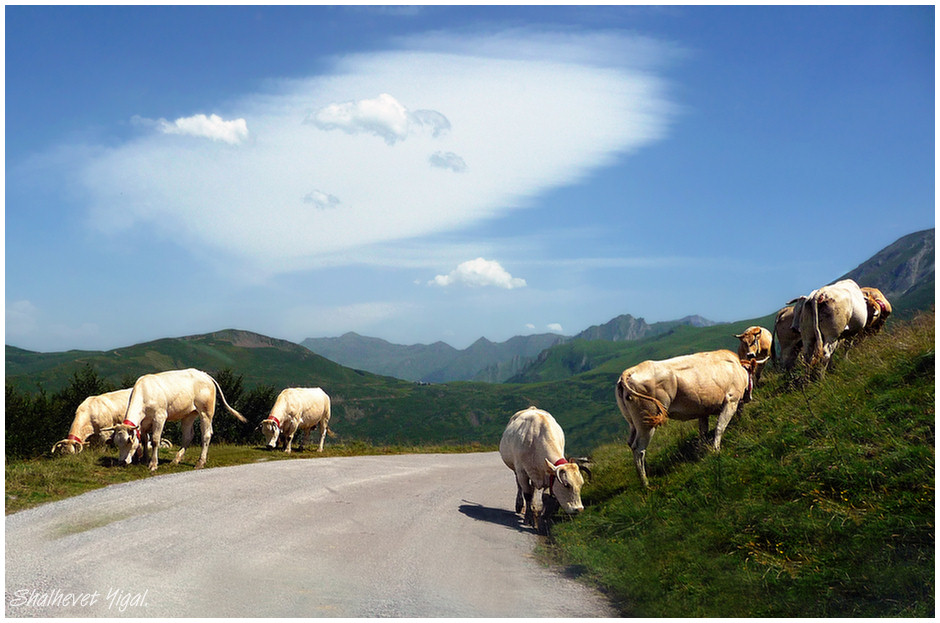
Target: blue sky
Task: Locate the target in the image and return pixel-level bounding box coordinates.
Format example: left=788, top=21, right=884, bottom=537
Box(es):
left=6, top=5, right=935, bottom=353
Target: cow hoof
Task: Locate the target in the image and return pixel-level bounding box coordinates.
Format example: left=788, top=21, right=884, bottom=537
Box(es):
left=194, top=462, right=205, bottom=470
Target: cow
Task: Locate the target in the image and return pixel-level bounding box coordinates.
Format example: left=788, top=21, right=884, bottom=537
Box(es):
left=104, top=368, right=246, bottom=472
left=861, top=286, right=892, bottom=334
left=260, top=387, right=332, bottom=453
left=499, top=406, right=586, bottom=534
left=51, top=388, right=133, bottom=455
left=734, top=326, right=773, bottom=384
left=615, top=350, right=754, bottom=488
left=771, top=306, right=802, bottom=372
left=790, top=279, right=868, bottom=372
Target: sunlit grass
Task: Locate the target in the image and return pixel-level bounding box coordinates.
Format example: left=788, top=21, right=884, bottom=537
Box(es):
left=548, top=311, right=935, bottom=617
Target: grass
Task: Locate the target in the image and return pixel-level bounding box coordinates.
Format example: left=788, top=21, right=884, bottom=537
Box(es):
left=546, top=311, right=935, bottom=617
left=5, top=440, right=495, bottom=515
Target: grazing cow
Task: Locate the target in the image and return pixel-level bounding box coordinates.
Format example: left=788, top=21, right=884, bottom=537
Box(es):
left=771, top=306, right=802, bottom=372
left=104, top=368, right=246, bottom=472
left=51, top=388, right=133, bottom=455
left=734, top=326, right=773, bottom=384
left=615, top=350, right=753, bottom=488
left=499, top=406, right=586, bottom=533
left=861, top=287, right=892, bottom=334
left=261, top=387, right=332, bottom=453
left=790, top=279, right=868, bottom=371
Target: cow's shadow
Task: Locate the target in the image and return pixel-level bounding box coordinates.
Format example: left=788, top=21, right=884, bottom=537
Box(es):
left=458, top=500, right=535, bottom=534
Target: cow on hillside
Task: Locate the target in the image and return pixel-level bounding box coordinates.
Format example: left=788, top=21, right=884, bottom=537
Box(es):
left=771, top=306, right=802, bottom=372
left=261, top=387, right=333, bottom=453
left=615, top=350, right=754, bottom=488
left=789, top=279, right=868, bottom=372
left=51, top=388, right=133, bottom=455
left=734, top=326, right=773, bottom=384
left=104, top=368, right=246, bottom=472
left=861, top=286, right=892, bottom=334
left=499, top=406, right=587, bottom=534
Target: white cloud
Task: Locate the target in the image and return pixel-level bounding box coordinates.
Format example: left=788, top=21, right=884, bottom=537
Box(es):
left=303, top=190, right=341, bottom=210
left=429, top=151, right=467, bottom=172
left=75, top=29, right=677, bottom=275
left=429, top=258, right=527, bottom=289
left=307, top=93, right=450, bottom=145
left=547, top=323, right=564, bottom=333
left=158, top=113, right=249, bottom=144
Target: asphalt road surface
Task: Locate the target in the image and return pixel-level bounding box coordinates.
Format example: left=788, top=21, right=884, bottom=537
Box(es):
left=6, top=452, right=616, bottom=617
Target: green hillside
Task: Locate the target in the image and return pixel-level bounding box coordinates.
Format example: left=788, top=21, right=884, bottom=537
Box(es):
left=549, top=311, right=935, bottom=617
left=511, top=313, right=778, bottom=383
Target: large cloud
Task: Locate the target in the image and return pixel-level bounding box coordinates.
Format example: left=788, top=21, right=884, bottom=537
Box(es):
left=78, top=29, right=677, bottom=275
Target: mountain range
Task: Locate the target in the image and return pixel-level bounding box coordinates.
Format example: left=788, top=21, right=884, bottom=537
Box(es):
left=303, top=228, right=933, bottom=383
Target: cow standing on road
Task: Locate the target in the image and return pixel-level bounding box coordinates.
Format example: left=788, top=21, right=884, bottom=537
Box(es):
left=499, top=406, right=586, bottom=534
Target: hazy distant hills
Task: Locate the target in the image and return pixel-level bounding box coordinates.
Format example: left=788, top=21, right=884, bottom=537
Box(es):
left=302, top=314, right=717, bottom=384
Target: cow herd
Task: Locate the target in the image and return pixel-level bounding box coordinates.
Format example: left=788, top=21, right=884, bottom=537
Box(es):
left=51, top=368, right=333, bottom=472
left=500, top=278, right=892, bottom=523
left=51, top=278, right=890, bottom=531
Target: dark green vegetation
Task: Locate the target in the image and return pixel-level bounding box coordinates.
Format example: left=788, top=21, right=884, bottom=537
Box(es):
left=548, top=311, right=935, bottom=617
left=5, top=315, right=777, bottom=462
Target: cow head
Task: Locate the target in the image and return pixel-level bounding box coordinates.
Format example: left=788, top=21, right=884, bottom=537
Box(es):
left=51, top=438, right=84, bottom=455
left=862, top=291, right=882, bottom=327
left=260, top=418, right=281, bottom=449
left=102, top=423, right=140, bottom=465
left=545, top=458, right=585, bottom=515
left=734, top=327, right=764, bottom=359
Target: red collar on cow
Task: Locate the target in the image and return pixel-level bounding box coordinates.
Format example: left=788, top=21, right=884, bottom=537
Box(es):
left=67, top=434, right=83, bottom=444
left=548, top=458, right=569, bottom=493
left=878, top=300, right=888, bottom=313
left=121, top=420, right=140, bottom=440
left=265, top=416, right=281, bottom=429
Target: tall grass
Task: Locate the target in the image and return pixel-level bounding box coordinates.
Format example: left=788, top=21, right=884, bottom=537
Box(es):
left=548, top=312, right=935, bottom=617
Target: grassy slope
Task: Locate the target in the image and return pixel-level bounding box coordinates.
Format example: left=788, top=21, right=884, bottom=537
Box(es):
left=548, top=311, right=935, bottom=617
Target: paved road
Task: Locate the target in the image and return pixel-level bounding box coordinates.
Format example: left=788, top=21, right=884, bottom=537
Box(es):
left=6, top=452, right=615, bottom=617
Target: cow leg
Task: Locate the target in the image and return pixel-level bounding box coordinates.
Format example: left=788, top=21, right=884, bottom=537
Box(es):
left=317, top=420, right=328, bottom=452
left=149, top=416, right=167, bottom=472
left=698, top=416, right=710, bottom=445
left=515, top=470, right=535, bottom=525
left=630, top=426, right=654, bottom=488
left=712, top=400, right=739, bottom=452
left=283, top=431, right=295, bottom=454
left=173, top=416, right=195, bottom=466
left=194, top=414, right=212, bottom=469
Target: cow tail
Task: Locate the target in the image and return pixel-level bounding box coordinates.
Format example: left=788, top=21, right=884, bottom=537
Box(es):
left=210, top=377, right=248, bottom=423
left=617, top=376, right=668, bottom=428
left=811, top=297, right=824, bottom=365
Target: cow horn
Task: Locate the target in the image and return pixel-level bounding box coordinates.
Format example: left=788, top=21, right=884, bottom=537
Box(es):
left=754, top=355, right=771, bottom=365
left=734, top=333, right=745, bottom=339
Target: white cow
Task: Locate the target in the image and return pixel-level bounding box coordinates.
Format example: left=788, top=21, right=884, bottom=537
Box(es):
left=51, top=388, right=133, bottom=454
left=261, top=387, right=332, bottom=453
left=499, top=406, right=586, bottom=534
left=105, top=368, right=246, bottom=472
left=790, top=279, right=868, bottom=371
left=616, top=350, right=754, bottom=488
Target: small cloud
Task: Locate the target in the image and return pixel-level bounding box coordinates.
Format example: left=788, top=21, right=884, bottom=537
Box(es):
left=547, top=323, right=564, bottom=333
left=429, top=258, right=526, bottom=289
left=159, top=113, right=249, bottom=144
left=525, top=323, right=536, bottom=330
left=307, top=93, right=450, bottom=145
left=303, top=190, right=341, bottom=210
left=429, top=151, right=467, bottom=172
